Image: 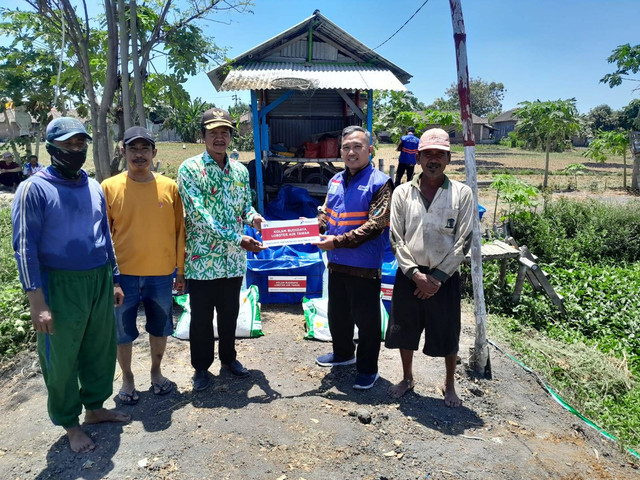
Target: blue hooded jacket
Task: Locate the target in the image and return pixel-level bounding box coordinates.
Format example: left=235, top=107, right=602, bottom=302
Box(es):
left=12, top=166, right=119, bottom=291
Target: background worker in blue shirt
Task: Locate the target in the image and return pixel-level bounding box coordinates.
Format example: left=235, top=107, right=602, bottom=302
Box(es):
left=395, top=126, right=420, bottom=187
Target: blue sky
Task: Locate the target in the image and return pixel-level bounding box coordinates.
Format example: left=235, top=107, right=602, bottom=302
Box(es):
left=3, top=0, right=638, bottom=115
left=183, top=0, right=639, bottom=114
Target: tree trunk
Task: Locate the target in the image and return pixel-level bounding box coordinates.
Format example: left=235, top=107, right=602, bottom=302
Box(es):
left=118, top=0, right=132, bottom=131
left=130, top=0, right=146, bottom=126
left=543, top=141, right=551, bottom=188
left=95, top=0, right=120, bottom=181
left=632, top=154, right=640, bottom=191
left=623, top=151, right=627, bottom=189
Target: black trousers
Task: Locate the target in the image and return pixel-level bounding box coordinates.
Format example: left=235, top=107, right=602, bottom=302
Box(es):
left=394, top=163, right=415, bottom=187
left=0, top=172, right=21, bottom=188
left=188, top=277, right=243, bottom=371
left=327, top=271, right=381, bottom=375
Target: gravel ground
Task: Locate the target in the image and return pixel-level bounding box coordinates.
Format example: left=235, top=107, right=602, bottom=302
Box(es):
left=0, top=302, right=638, bottom=480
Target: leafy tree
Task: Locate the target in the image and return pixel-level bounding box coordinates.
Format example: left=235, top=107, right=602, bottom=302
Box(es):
left=370, top=91, right=461, bottom=143
left=3, top=1, right=251, bottom=181
left=430, top=77, right=505, bottom=118
left=584, top=104, right=622, bottom=133
left=394, top=110, right=461, bottom=137
left=372, top=90, right=425, bottom=140
left=489, top=174, right=539, bottom=226
left=620, top=99, right=640, bottom=130
left=228, top=101, right=253, bottom=150
left=600, top=43, right=640, bottom=90
left=0, top=9, right=79, bottom=158
left=583, top=130, right=632, bottom=188
left=514, top=99, right=581, bottom=188
left=163, top=97, right=214, bottom=144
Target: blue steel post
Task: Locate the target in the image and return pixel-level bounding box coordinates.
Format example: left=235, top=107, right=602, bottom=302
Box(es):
left=250, top=90, right=264, bottom=213
left=367, top=89, right=374, bottom=160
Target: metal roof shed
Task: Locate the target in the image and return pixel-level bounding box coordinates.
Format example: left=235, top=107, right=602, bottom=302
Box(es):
left=207, top=10, right=411, bottom=212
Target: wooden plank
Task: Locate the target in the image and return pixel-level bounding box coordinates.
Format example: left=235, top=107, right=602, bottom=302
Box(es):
left=498, top=258, right=508, bottom=287
left=512, top=264, right=528, bottom=303
left=530, top=268, right=566, bottom=315
left=464, top=240, right=520, bottom=262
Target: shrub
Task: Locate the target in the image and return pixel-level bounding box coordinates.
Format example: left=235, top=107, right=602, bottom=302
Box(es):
left=511, top=198, right=640, bottom=265
left=0, top=208, right=32, bottom=358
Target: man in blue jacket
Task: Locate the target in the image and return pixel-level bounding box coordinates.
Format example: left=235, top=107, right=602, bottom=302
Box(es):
left=395, top=126, right=419, bottom=187
left=12, top=117, right=129, bottom=453
left=314, top=125, right=393, bottom=390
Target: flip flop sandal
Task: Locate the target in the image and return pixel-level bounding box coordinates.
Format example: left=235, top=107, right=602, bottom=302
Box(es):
left=118, top=389, right=140, bottom=405
left=151, top=378, right=174, bottom=396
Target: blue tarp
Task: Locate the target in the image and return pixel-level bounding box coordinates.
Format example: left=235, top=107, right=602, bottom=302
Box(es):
left=246, top=186, right=324, bottom=303
left=264, top=184, right=321, bottom=221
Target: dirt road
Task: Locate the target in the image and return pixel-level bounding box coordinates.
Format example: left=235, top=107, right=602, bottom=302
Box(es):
left=0, top=304, right=637, bottom=480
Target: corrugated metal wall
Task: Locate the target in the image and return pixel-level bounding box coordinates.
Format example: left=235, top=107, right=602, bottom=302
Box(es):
left=264, top=39, right=339, bottom=62
left=266, top=89, right=343, bottom=116
left=269, top=119, right=346, bottom=149
left=263, top=90, right=361, bottom=149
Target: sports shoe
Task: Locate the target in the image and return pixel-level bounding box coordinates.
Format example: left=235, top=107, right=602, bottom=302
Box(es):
left=316, top=352, right=357, bottom=367
left=353, top=372, right=380, bottom=390
left=192, top=370, right=210, bottom=391
left=222, top=359, right=250, bottom=377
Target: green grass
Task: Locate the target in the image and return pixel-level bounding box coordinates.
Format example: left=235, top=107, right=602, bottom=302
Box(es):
left=487, top=313, right=640, bottom=453
left=0, top=208, right=32, bottom=358
left=465, top=198, right=640, bottom=452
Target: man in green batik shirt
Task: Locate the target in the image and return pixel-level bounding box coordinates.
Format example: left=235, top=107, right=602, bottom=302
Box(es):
left=178, top=108, right=265, bottom=391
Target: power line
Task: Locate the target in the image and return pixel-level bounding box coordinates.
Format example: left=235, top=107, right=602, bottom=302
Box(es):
left=372, top=0, right=431, bottom=50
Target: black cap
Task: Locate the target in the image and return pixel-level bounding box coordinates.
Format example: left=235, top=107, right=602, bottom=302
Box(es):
left=407, top=126, right=415, bottom=133
left=123, top=126, right=155, bottom=147
left=201, top=108, right=234, bottom=131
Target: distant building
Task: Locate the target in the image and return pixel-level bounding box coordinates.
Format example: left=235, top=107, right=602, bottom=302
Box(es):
left=415, top=112, right=495, bottom=144
left=492, top=108, right=519, bottom=141
left=447, top=113, right=495, bottom=144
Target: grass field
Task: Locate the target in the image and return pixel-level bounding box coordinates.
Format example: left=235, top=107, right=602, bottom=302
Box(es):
left=4, top=140, right=631, bottom=226
left=9, top=141, right=626, bottom=186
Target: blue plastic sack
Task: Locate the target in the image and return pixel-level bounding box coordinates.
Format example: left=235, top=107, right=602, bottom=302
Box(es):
left=478, top=204, right=486, bottom=220
left=264, top=184, right=320, bottom=220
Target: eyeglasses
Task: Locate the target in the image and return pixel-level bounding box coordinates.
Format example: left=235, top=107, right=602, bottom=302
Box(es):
left=341, top=144, right=366, bottom=153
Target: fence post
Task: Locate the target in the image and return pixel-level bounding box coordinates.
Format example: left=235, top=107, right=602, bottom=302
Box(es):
left=378, top=158, right=385, bottom=173
left=630, top=132, right=640, bottom=191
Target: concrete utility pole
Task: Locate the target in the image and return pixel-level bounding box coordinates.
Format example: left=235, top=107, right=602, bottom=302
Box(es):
left=449, top=0, right=491, bottom=376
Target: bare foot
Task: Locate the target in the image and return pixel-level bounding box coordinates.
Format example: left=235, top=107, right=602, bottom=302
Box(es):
left=65, top=426, right=95, bottom=453
left=388, top=378, right=415, bottom=399
left=84, top=408, right=131, bottom=425
left=440, top=384, right=462, bottom=408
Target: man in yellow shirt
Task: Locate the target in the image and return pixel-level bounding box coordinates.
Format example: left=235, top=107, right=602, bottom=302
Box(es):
left=102, top=126, right=186, bottom=405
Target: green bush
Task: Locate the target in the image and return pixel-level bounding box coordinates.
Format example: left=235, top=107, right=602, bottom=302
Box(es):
left=0, top=208, right=32, bottom=357
left=474, top=261, right=640, bottom=373
left=498, top=131, right=523, bottom=148
left=511, top=198, right=640, bottom=265
left=464, top=197, right=640, bottom=449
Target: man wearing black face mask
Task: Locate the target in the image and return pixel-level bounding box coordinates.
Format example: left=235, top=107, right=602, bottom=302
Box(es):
left=11, top=117, right=130, bottom=453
